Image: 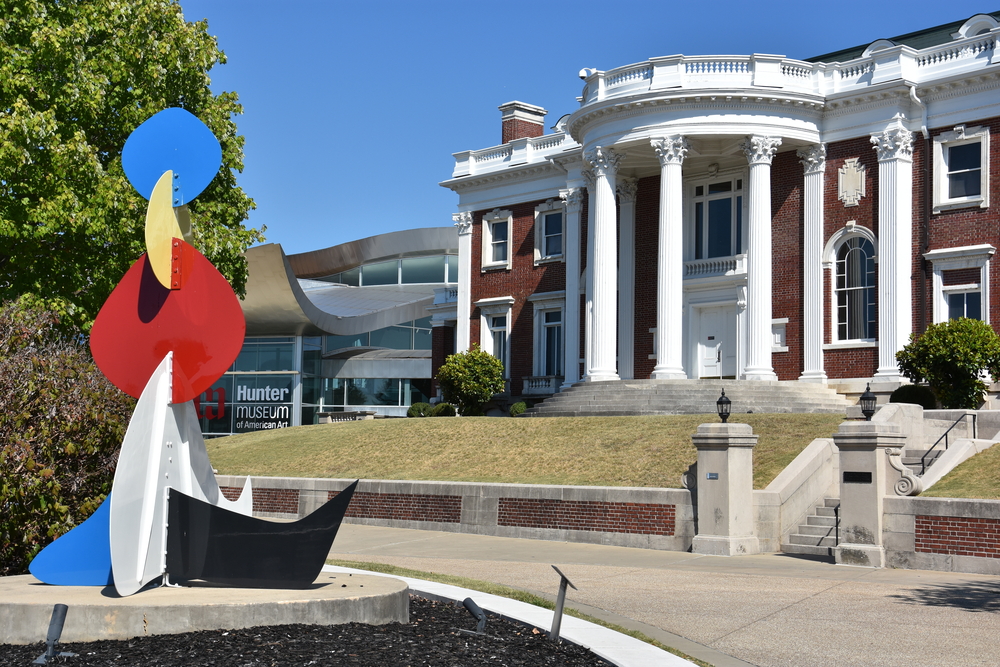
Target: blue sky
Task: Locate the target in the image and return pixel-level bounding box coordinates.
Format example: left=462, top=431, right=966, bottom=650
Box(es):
left=180, top=0, right=994, bottom=255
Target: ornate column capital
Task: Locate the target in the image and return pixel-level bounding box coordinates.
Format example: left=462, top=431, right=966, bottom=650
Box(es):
left=452, top=211, right=473, bottom=235
left=797, top=143, right=827, bottom=174
left=560, top=187, right=585, bottom=213
left=740, top=135, right=782, bottom=165
left=617, top=177, right=638, bottom=204
left=582, top=168, right=595, bottom=188
left=651, top=136, right=689, bottom=166
left=871, top=117, right=914, bottom=162
left=584, top=146, right=622, bottom=177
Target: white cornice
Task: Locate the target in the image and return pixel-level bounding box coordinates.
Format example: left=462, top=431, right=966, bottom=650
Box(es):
left=440, top=163, right=560, bottom=193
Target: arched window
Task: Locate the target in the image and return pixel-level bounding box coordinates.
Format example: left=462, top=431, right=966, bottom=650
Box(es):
left=836, top=237, right=876, bottom=340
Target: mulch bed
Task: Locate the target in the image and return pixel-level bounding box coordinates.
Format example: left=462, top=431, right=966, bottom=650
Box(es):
left=1, top=596, right=610, bottom=666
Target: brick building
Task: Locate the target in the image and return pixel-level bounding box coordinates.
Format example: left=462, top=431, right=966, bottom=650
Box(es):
left=437, top=13, right=1000, bottom=400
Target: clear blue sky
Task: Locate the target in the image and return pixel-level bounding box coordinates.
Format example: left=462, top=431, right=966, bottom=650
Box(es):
left=180, top=0, right=994, bottom=255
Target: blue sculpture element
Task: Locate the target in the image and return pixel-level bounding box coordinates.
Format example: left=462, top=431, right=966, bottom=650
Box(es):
left=29, top=495, right=114, bottom=587
left=121, top=108, right=222, bottom=205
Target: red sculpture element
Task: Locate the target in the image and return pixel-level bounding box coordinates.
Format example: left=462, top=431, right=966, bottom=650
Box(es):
left=170, top=238, right=190, bottom=290
left=91, top=239, right=245, bottom=404
left=194, top=387, right=226, bottom=420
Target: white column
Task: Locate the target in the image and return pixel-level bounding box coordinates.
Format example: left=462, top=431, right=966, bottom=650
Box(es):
left=797, top=144, right=828, bottom=383
left=561, top=187, right=584, bottom=388
left=583, top=146, right=622, bottom=382
left=650, top=136, right=689, bottom=379
left=871, top=116, right=915, bottom=380
left=617, top=177, right=637, bottom=380
left=583, top=170, right=595, bottom=376
left=453, top=211, right=473, bottom=353
left=740, top=136, right=781, bottom=381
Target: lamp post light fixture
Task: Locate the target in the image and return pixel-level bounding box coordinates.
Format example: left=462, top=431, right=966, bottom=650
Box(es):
left=860, top=383, right=877, bottom=421
left=717, top=389, right=731, bottom=423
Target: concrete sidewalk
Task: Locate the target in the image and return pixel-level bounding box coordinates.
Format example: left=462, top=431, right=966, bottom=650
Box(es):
left=328, top=524, right=1000, bottom=667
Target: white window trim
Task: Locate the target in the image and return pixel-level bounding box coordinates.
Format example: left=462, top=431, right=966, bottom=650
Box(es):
left=533, top=199, right=565, bottom=266
left=481, top=208, right=513, bottom=271
left=823, top=223, right=878, bottom=344
left=772, top=317, right=789, bottom=353
left=475, top=296, right=514, bottom=377
left=527, top=290, right=565, bottom=377
left=932, top=125, right=990, bottom=214
left=923, top=244, right=996, bottom=324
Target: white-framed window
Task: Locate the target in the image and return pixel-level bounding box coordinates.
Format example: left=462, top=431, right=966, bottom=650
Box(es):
left=924, top=244, right=996, bottom=324
left=481, top=208, right=513, bottom=270
left=533, top=199, right=564, bottom=265
left=689, top=175, right=745, bottom=260
left=933, top=125, right=990, bottom=214
left=823, top=225, right=878, bottom=347
left=475, top=296, right=514, bottom=378
left=527, top=291, right=565, bottom=378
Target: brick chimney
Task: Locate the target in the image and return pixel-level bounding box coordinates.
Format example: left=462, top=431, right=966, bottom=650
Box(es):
left=499, top=101, right=547, bottom=144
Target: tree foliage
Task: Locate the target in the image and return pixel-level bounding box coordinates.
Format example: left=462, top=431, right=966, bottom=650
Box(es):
left=896, top=318, right=1000, bottom=409
left=0, top=300, right=134, bottom=575
left=0, top=0, right=263, bottom=331
left=435, top=346, right=505, bottom=416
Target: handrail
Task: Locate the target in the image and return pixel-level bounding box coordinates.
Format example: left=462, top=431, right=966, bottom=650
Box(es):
left=921, top=412, right=977, bottom=474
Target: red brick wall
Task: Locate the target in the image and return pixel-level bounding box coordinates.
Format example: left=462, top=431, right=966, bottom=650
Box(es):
left=633, top=175, right=660, bottom=379
left=431, top=325, right=455, bottom=395
left=221, top=486, right=299, bottom=514
left=497, top=498, right=675, bottom=536
left=772, top=150, right=805, bottom=380
left=329, top=490, right=462, bottom=523
left=942, top=268, right=982, bottom=285
left=915, top=514, right=1000, bottom=558
left=502, top=119, right=544, bottom=144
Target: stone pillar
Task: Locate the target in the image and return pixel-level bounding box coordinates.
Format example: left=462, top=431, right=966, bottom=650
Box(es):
left=740, top=136, right=781, bottom=381
left=797, top=144, right=828, bottom=383
left=453, top=211, right=473, bottom=353
left=871, top=116, right=915, bottom=380
left=583, top=147, right=622, bottom=382
left=651, top=136, right=689, bottom=379
left=691, top=422, right=760, bottom=556
left=833, top=420, right=906, bottom=568
left=583, top=170, right=595, bottom=377
left=561, top=187, right=584, bottom=388
left=617, top=177, right=638, bottom=380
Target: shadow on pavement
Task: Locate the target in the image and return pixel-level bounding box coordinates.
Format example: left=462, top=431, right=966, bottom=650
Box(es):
left=890, top=580, right=1000, bottom=612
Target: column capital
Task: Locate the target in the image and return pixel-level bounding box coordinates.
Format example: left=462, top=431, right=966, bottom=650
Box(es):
left=452, top=211, right=473, bottom=235
left=560, top=187, right=585, bottom=212
left=584, top=146, right=622, bottom=177
left=797, top=143, right=827, bottom=174
left=651, top=135, right=689, bottom=166
left=617, top=177, right=638, bottom=203
left=741, top=135, right=782, bottom=165
left=871, top=117, right=914, bottom=162
left=582, top=167, right=595, bottom=188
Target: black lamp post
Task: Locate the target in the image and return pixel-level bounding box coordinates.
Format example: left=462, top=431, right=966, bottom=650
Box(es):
left=860, top=383, right=877, bottom=421
left=717, top=389, right=731, bottom=423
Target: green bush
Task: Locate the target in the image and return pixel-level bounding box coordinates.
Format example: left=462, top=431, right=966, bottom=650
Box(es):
left=889, top=384, right=937, bottom=410
left=430, top=402, right=456, bottom=417
left=407, top=402, right=432, bottom=418
left=0, top=300, right=135, bottom=575
left=896, top=318, right=1000, bottom=409
left=509, top=401, right=528, bottom=417
left=435, top=345, right=505, bottom=416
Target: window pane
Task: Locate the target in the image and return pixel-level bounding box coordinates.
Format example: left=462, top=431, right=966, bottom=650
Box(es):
left=339, top=267, right=360, bottom=286
left=708, top=181, right=732, bottom=193
left=301, top=375, right=321, bottom=404
left=413, top=328, right=432, bottom=350
left=543, top=212, right=563, bottom=257
left=326, top=332, right=369, bottom=350
left=256, top=343, right=295, bottom=371
left=707, top=198, right=732, bottom=258
left=694, top=185, right=704, bottom=196
left=949, top=170, right=981, bottom=198
left=323, top=378, right=345, bottom=405
left=447, top=255, right=458, bottom=282
left=370, top=326, right=412, bottom=349
left=401, top=256, right=445, bottom=283
left=544, top=311, right=561, bottom=323
left=967, top=292, right=982, bottom=320
left=735, top=196, right=743, bottom=255
left=414, top=316, right=432, bottom=328
left=545, top=324, right=562, bottom=376
left=695, top=202, right=704, bottom=260
left=409, top=378, right=433, bottom=405
left=492, top=222, right=508, bottom=262
left=345, top=378, right=400, bottom=406
left=234, top=346, right=257, bottom=371
left=362, top=260, right=398, bottom=286
left=949, top=143, right=981, bottom=171
left=948, top=293, right=966, bottom=321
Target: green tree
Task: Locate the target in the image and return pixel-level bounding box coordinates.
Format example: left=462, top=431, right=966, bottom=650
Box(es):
left=0, top=299, right=135, bottom=575
left=435, top=346, right=505, bottom=416
left=0, top=0, right=263, bottom=331
left=896, top=318, right=1000, bottom=409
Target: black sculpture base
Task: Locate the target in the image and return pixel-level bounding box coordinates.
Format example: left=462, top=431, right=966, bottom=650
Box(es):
left=165, top=481, right=358, bottom=588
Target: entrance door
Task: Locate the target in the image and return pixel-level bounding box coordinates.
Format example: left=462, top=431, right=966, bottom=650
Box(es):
left=698, top=306, right=737, bottom=379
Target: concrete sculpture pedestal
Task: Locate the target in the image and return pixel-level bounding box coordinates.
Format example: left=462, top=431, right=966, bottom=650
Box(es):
left=691, top=423, right=760, bottom=556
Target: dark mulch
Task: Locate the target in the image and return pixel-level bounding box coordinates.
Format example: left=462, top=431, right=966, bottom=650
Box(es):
left=2, top=596, right=610, bottom=666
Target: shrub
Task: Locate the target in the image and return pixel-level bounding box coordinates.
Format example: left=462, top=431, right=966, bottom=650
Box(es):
left=509, top=401, right=528, bottom=417
left=435, top=346, right=505, bottom=416
left=431, top=402, right=456, bottom=417
left=407, top=402, right=432, bottom=418
left=889, top=384, right=937, bottom=410
left=0, top=300, right=135, bottom=575
left=896, top=318, right=1000, bottom=409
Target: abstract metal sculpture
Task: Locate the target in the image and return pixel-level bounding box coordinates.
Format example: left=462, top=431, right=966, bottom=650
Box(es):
left=29, top=108, right=355, bottom=595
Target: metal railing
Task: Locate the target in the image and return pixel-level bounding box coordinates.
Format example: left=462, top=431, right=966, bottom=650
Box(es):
left=921, top=412, right=978, bottom=475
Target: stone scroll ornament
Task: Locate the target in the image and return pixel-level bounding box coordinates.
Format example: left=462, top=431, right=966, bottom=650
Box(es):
left=29, top=109, right=357, bottom=596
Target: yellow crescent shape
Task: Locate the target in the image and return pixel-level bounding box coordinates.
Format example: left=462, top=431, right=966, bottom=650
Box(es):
left=144, top=170, right=184, bottom=288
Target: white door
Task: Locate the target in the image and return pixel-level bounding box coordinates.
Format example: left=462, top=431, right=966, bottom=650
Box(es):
left=698, top=306, right=737, bottom=379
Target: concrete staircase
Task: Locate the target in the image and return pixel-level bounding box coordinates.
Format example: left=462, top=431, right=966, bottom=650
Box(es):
left=782, top=498, right=840, bottom=559
left=900, top=447, right=944, bottom=476
left=521, top=379, right=853, bottom=417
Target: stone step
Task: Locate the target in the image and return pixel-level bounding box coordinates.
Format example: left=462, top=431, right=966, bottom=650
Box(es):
left=824, top=497, right=841, bottom=508
left=780, top=542, right=835, bottom=558
left=789, top=533, right=838, bottom=547
left=798, top=525, right=836, bottom=537
left=807, top=515, right=837, bottom=527
left=815, top=506, right=838, bottom=518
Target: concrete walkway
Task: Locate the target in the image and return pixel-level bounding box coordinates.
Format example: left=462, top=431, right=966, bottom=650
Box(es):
left=328, top=524, right=1000, bottom=667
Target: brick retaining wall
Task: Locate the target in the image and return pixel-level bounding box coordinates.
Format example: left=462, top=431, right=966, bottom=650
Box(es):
left=885, top=496, right=1000, bottom=575
left=915, top=515, right=1000, bottom=559
left=498, top=498, right=675, bottom=536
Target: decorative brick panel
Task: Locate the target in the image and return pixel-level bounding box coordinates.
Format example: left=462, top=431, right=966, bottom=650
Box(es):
left=915, top=514, right=1000, bottom=558
left=329, top=490, right=461, bottom=523
left=942, top=268, right=982, bottom=286
left=221, top=486, right=299, bottom=514
left=498, top=498, right=675, bottom=536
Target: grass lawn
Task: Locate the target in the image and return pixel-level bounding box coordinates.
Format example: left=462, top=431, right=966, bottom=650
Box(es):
left=920, top=443, right=1000, bottom=500
left=207, top=414, right=845, bottom=490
